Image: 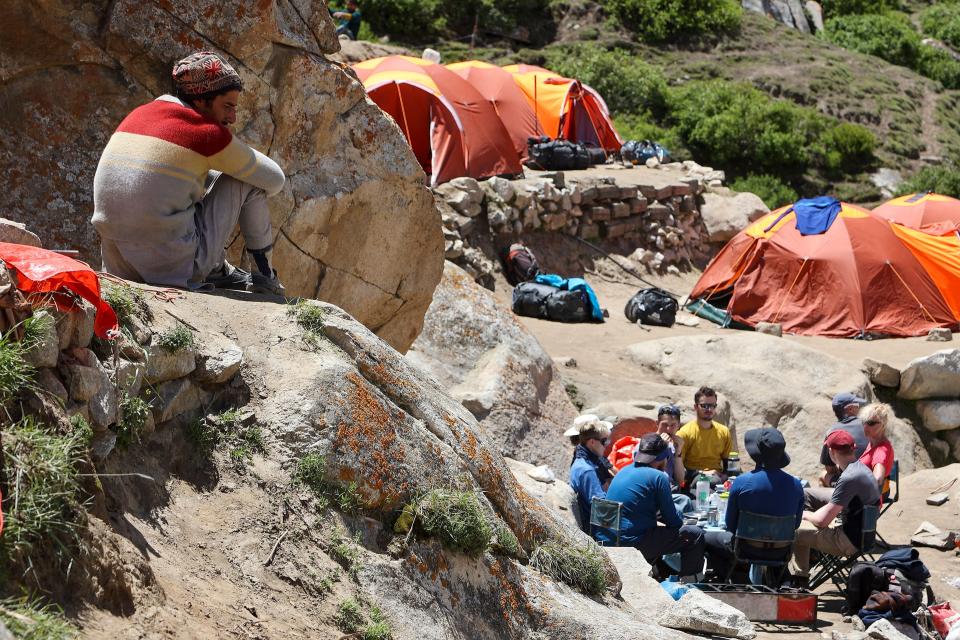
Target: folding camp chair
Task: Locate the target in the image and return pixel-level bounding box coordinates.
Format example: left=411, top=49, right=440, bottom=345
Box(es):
left=875, top=460, right=899, bottom=548
left=808, top=504, right=879, bottom=591
left=728, top=511, right=796, bottom=586
left=590, top=497, right=622, bottom=546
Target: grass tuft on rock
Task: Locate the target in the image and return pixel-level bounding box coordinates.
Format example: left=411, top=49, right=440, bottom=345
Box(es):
left=334, top=598, right=392, bottom=639
left=0, top=597, right=77, bottom=639
left=293, top=453, right=362, bottom=512
left=411, top=489, right=492, bottom=555
left=156, top=323, right=194, bottom=353
left=286, top=300, right=328, bottom=348
left=336, top=598, right=365, bottom=633
left=0, top=327, right=35, bottom=407
left=101, top=281, right=151, bottom=327
left=1, top=417, right=87, bottom=567
left=529, top=540, right=607, bottom=596
left=116, top=392, right=150, bottom=448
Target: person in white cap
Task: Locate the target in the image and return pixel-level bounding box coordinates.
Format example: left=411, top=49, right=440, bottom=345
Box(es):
left=568, top=417, right=614, bottom=531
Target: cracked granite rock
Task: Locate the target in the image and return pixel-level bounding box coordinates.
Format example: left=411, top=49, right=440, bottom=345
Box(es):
left=0, top=0, right=442, bottom=352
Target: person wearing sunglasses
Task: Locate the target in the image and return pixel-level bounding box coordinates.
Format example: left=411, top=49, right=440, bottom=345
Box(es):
left=678, top=386, right=733, bottom=488
left=569, top=418, right=614, bottom=531
left=858, top=403, right=895, bottom=494
left=807, top=392, right=870, bottom=510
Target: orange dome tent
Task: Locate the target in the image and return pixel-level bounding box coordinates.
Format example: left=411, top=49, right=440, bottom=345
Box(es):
left=873, top=192, right=960, bottom=230
left=446, top=60, right=540, bottom=162
left=352, top=56, right=522, bottom=185
left=502, top=64, right=622, bottom=153
left=689, top=197, right=959, bottom=337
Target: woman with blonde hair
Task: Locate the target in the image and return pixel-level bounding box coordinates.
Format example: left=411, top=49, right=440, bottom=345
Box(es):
left=858, top=403, right=895, bottom=491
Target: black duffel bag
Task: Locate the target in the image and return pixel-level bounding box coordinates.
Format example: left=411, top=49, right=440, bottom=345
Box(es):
left=624, top=288, right=679, bottom=327
left=545, top=288, right=591, bottom=323
left=527, top=137, right=592, bottom=171
left=512, top=282, right=558, bottom=318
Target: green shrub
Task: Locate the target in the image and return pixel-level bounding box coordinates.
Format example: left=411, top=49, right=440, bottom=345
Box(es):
left=116, top=393, right=151, bottom=448
left=156, top=323, right=194, bottom=353
left=820, top=122, right=877, bottom=175
left=1, top=417, right=87, bottom=564
left=360, top=0, right=554, bottom=42
left=915, top=45, right=960, bottom=90
left=294, top=453, right=328, bottom=493
left=729, top=174, right=798, bottom=209
left=529, top=540, right=607, bottom=595
left=545, top=46, right=671, bottom=118
left=603, top=0, right=741, bottom=42
left=0, top=597, right=77, bottom=639
left=822, top=13, right=919, bottom=68
left=412, top=489, right=492, bottom=554
left=287, top=300, right=329, bottom=349
left=920, top=3, right=960, bottom=50
left=336, top=598, right=365, bottom=633
left=820, top=0, right=900, bottom=18
left=187, top=416, right=219, bottom=452
left=897, top=165, right=960, bottom=198
left=364, top=607, right=393, bottom=640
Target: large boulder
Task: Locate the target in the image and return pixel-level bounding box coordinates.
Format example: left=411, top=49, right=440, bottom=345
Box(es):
left=0, top=1, right=442, bottom=352
left=626, top=334, right=931, bottom=480
left=130, top=289, right=693, bottom=640
left=699, top=189, right=769, bottom=243
left=406, top=262, right=579, bottom=477
left=898, top=349, right=960, bottom=400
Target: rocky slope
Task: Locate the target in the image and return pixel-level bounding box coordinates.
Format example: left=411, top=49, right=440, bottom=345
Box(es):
left=0, top=1, right=442, bottom=351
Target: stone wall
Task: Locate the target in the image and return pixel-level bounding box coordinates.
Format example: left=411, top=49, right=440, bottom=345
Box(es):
left=435, top=162, right=728, bottom=286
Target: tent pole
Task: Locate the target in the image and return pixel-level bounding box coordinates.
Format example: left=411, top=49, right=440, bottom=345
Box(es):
left=395, top=83, right=413, bottom=143
left=534, top=75, right=540, bottom=137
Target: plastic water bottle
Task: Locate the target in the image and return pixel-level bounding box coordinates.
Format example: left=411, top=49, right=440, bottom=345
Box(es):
left=718, top=491, right=728, bottom=525
left=696, top=473, right=710, bottom=511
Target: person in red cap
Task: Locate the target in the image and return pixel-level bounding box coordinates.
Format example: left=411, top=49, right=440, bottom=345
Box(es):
left=790, top=429, right=881, bottom=583
left=92, top=51, right=286, bottom=295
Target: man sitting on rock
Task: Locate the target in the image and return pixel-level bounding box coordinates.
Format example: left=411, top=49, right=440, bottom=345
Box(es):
left=92, top=51, right=286, bottom=294
left=704, top=428, right=803, bottom=580
left=568, top=418, right=615, bottom=531
left=599, top=433, right=705, bottom=580
left=790, top=430, right=881, bottom=585
left=678, top=386, right=732, bottom=487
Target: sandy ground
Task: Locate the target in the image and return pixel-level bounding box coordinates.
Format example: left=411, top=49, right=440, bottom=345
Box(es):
left=492, top=266, right=960, bottom=640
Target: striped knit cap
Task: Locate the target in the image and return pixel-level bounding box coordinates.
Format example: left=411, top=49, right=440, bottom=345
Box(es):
left=172, top=51, right=242, bottom=96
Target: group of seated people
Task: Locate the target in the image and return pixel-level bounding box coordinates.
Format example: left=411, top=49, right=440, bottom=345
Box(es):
left=568, top=387, right=893, bottom=584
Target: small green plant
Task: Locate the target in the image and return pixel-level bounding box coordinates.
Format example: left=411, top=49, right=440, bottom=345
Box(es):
left=156, top=323, right=194, bottom=353
left=116, top=392, right=151, bottom=448
left=411, top=489, right=492, bottom=555
left=286, top=300, right=329, bottom=348
left=490, top=522, right=522, bottom=559
left=329, top=531, right=364, bottom=579
left=364, top=607, right=393, bottom=640
left=101, top=281, right=150, bottom=327
left=293, top=452, right=328, bottom=493
left=293, top=453, right=363, bottom=512
left=530, top=540, right=607, bottom=596
left=69, top=413, right=94, bottom=448
left=0, top=597, right=78, bottom=639
left=0, top=327, right=35, bottom=407
left=187, top=416, right=220, bottom=452
left=1, top=417, right=87, bottom=567
left=336, top=598, right=365, bottom=633
left=729, top=174, right=798, bottom=209
left=21, top=312, right=54, bottom=352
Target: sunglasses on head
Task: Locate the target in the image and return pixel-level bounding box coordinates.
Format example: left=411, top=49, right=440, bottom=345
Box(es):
left=698, top=403, right=717, bottom=409
left=864, top=419, right=881, bottom=426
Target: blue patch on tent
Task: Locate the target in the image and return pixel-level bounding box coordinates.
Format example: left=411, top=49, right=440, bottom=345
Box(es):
left=794, top=196, right=842, bottom=236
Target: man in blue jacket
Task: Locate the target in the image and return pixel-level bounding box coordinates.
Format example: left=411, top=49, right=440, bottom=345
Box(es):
left=704, top=428, right=804, bottom=580
left=599, top=433, right=705, bottom=578
left=568, top=418, right=614, bottom=531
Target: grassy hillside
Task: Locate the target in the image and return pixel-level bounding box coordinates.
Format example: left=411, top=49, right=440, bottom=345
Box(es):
left=361, top=1, right=960, bottom=205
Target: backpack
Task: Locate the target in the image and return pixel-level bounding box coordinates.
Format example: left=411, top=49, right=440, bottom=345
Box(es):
left=624, top=288, right=679, bottom=327
left=505, top=243, right=540, bottom=285
left=621, top=139, right=670, bottom=165
left=846, top=562, right=889, bottom=614
left=527, top=137, right=592, bottom=171
left=512, top=282, right=592, bottom=323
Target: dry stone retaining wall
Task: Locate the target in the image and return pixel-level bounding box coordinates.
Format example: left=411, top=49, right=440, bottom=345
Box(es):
left=435, top=162, right=726, bottom=285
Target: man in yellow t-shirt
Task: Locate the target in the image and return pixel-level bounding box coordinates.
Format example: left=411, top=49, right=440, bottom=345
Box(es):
left=677, top=386, right=732, bottom=486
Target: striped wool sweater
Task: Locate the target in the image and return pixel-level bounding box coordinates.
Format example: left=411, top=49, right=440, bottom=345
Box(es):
left=92, top=94, right=285, bottom=248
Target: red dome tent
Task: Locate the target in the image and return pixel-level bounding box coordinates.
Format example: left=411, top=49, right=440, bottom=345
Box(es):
left=446, top=60, right=541, bottom=162
left=352, top=56, right=522, bottom=185
left=689, top=199, right=958, bottom=337
left=873, top=192, right=960, bottom=229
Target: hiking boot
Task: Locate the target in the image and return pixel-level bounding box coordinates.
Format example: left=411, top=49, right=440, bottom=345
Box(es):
left=250, top=269, right=285, bottom=296
left=247, top=244, right=285, bottom=296
left=204, top=261, right=251, bottom=291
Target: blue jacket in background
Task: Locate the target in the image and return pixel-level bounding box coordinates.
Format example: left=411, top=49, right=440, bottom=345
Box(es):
left=598, top=464, right=681, bottom=545
left=724, top=467, right=804, bottom=533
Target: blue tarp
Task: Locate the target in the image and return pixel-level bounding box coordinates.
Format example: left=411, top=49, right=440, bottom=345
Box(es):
left=534, top=274, right=604, bottom=321
left=794, top=196, right=842, bottom=236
